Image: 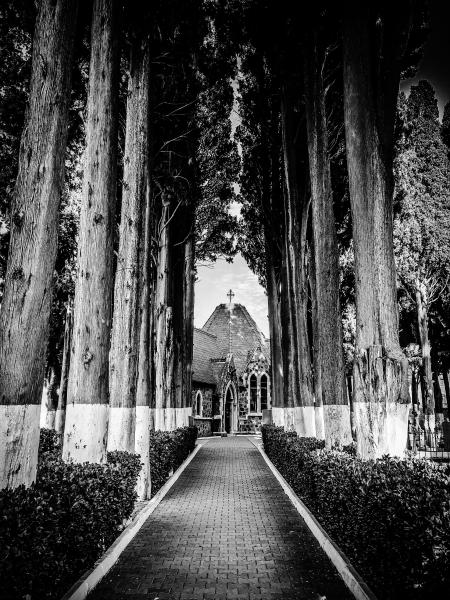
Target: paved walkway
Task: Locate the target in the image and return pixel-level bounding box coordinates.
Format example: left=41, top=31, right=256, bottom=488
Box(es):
left=89, top=437, right=352, bottom=600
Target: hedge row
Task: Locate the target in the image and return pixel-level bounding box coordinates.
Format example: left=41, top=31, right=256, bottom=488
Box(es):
left=1, top=425, right=198, bottom=599
left=150, top=426, right=198, bottom=495
left=261, top=425, right=450, bottom=600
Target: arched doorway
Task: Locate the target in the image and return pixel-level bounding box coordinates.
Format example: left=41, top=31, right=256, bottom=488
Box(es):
left=224, top=383, right=235, bottom=433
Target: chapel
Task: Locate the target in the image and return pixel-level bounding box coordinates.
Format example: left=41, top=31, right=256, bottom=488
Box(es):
left=191, top=296, right=271, bottom=436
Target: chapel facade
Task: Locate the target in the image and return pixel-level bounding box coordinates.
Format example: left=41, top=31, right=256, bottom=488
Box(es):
left=191, top=301, right=271, bottom=436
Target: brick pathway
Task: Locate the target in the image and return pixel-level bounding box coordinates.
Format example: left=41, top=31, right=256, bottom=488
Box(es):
left=88, top=437, right=352, bottom=600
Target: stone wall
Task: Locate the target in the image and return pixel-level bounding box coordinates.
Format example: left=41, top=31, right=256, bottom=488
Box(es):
left=193, top=418, right=212, bottom=437
left=192, top=385, right=213, bottom=418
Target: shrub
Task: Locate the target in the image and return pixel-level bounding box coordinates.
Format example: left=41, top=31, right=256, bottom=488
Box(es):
left=0, top=430, right=141, bottom=600
left=261, top=425, right=450, bottom=600
left=150, top=426, right=198, bottom=496
left=38, top=427, right=62, bottom=455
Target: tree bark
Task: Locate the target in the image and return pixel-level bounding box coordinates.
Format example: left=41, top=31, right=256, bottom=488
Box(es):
left=308, top=240, right=325, bottom=439
left=280, top=82, right=315, bottom=437
left=154, top=196, right=175, bottom=431
left=181, top=232, right=195, bottom=426
left=0, top=0, right=78, bottom=489
left=108, top=28, right=149, bottom=453
left=63, top=0, right=119, bottom=464
left=45, top=366, right=59, bottom=430
left=265, top=242, right=283, bottom=411
left=135, top=164, right=154, bottom=500
left=415, top=282, right=435, bottom=432
left=304, top=32, right=351, bottom=447
left=55, top=301, right=72, bottom=435
left=343, top=2, right=411, bottom=458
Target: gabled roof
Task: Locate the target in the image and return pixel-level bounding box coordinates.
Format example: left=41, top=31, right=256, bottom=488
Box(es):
left=192, top=328, right=220, bottom=385
left=201, top=303, right=270, bottom=376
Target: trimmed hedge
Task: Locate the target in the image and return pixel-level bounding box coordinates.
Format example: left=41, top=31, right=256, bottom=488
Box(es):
left=262, top=425, right=450, bottom=600
left=1, top=426, right=198, bottom=599
left=150, top=426, right=198, bottom=495
left=0, top=429, right=141, bottom=600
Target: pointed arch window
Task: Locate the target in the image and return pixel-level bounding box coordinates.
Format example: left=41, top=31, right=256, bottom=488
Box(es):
left=195, top=390, right=203, bottom=417
left=260, top=374, right=268, bottom=411
left=249, top=374, right=257, bottom=412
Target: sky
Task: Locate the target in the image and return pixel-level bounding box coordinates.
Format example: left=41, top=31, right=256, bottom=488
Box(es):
left=194, top=1, right=450, bottom=339
left=194, top=255, right=269, bottom=337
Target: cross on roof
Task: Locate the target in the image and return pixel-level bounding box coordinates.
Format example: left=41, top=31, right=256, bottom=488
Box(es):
left=227, top=289, right=235, bottom=304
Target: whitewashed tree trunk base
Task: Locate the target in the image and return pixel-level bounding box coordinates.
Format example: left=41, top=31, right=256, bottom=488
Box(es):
left=0, top=405, right=41, bottom=490
left=353, top=400, right=410, bottom=458
left=45, top=410, right=56, bottom=430
left=165, top=407, right=176, bottom=431
left=314, top=404, right=325, bottom=440
left=175, top=407, right=192, bottom=428
left=55, top=408, right=66, bottom=435
left=293, top=406, right=316, bottom=437
left=107, top=407, right=135, bottom=452
left=135, top=405, right=151, bottom=500
left=63, top=403, right=108, bottom=463
left=154, top=407, right=165, bottom=431
left=323, top=404, right=353, bottom=448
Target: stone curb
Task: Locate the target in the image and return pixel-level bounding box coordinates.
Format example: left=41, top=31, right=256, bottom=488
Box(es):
left=61, top=441, right=206, bottom=600
left=250, top=439, right=378, bottom=600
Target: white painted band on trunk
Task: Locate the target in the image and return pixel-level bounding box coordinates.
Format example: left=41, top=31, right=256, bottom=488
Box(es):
left=175, top=407, right=192, bottom=428
left=45, top=410, right=56, bottom=430
left=251, top=439, right=377, bottom=600
left=135, top=405, right=152, bottom=501
left=315, top=404, right=325, bottom=440
left=0, top=404, right=41, bottom=490
left=272, top=406, right=287, bottom=429
left=55, top=409, right=66, bottom=435
left=61, top=442, right=205, bottom=600
left=293, top=406, right=316, bottom=437
left=107, top=406, right=135, bottom=452
left=165, top=407, right=176, bottom=431
left=154, top=407, right=166, bottom=431
left=323, top=404, right=353, bottom=448
left=153, top=407, right=188, bottom=431
left=353, top=400, right=410, bottom=459
left=62, top=403, right=108, bottom=464
left=272, top=407, right=316, bottom=438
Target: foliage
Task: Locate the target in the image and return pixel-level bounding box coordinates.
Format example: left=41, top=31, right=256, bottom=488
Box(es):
left=38, top=428, right=62, bottom=455
left=0, top=0, right=33, bottom=294
left=262, top=425, right=450, bottom=600
left=394, top=83, right=450, bottom=304
left=0, top=430, right=141, bottom=600
left=150, top=426, right=198, bottom=496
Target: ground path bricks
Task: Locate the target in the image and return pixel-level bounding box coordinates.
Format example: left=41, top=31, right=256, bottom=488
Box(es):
left=88, top=437, right=353, bottom=600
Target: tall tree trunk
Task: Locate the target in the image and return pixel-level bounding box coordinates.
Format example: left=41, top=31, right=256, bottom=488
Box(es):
left=45, top=366, right=59, bottom=429
left=343, top=2, right=411, bottom=458
left=180, top=232, right=195, bottom=426
left=108, top=28, right=149, bottom=452
left=304, top=32, right=351, bottom=448
left=135, top=168, right=154, bottom=500
left=308, top=241, right=325, bottom=439
left=55, top=301, right=72, bottom=435
left=0, top=0, right=78, bottom=489
left=265, top=242, right=283, bottom=412
left=63, top=0, right=119, bottom=463
left=415, top=281, right=435, bottom=430
left=154, top=196, right=174, bottom=431
left=280, top=83, right=315, bottom=437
